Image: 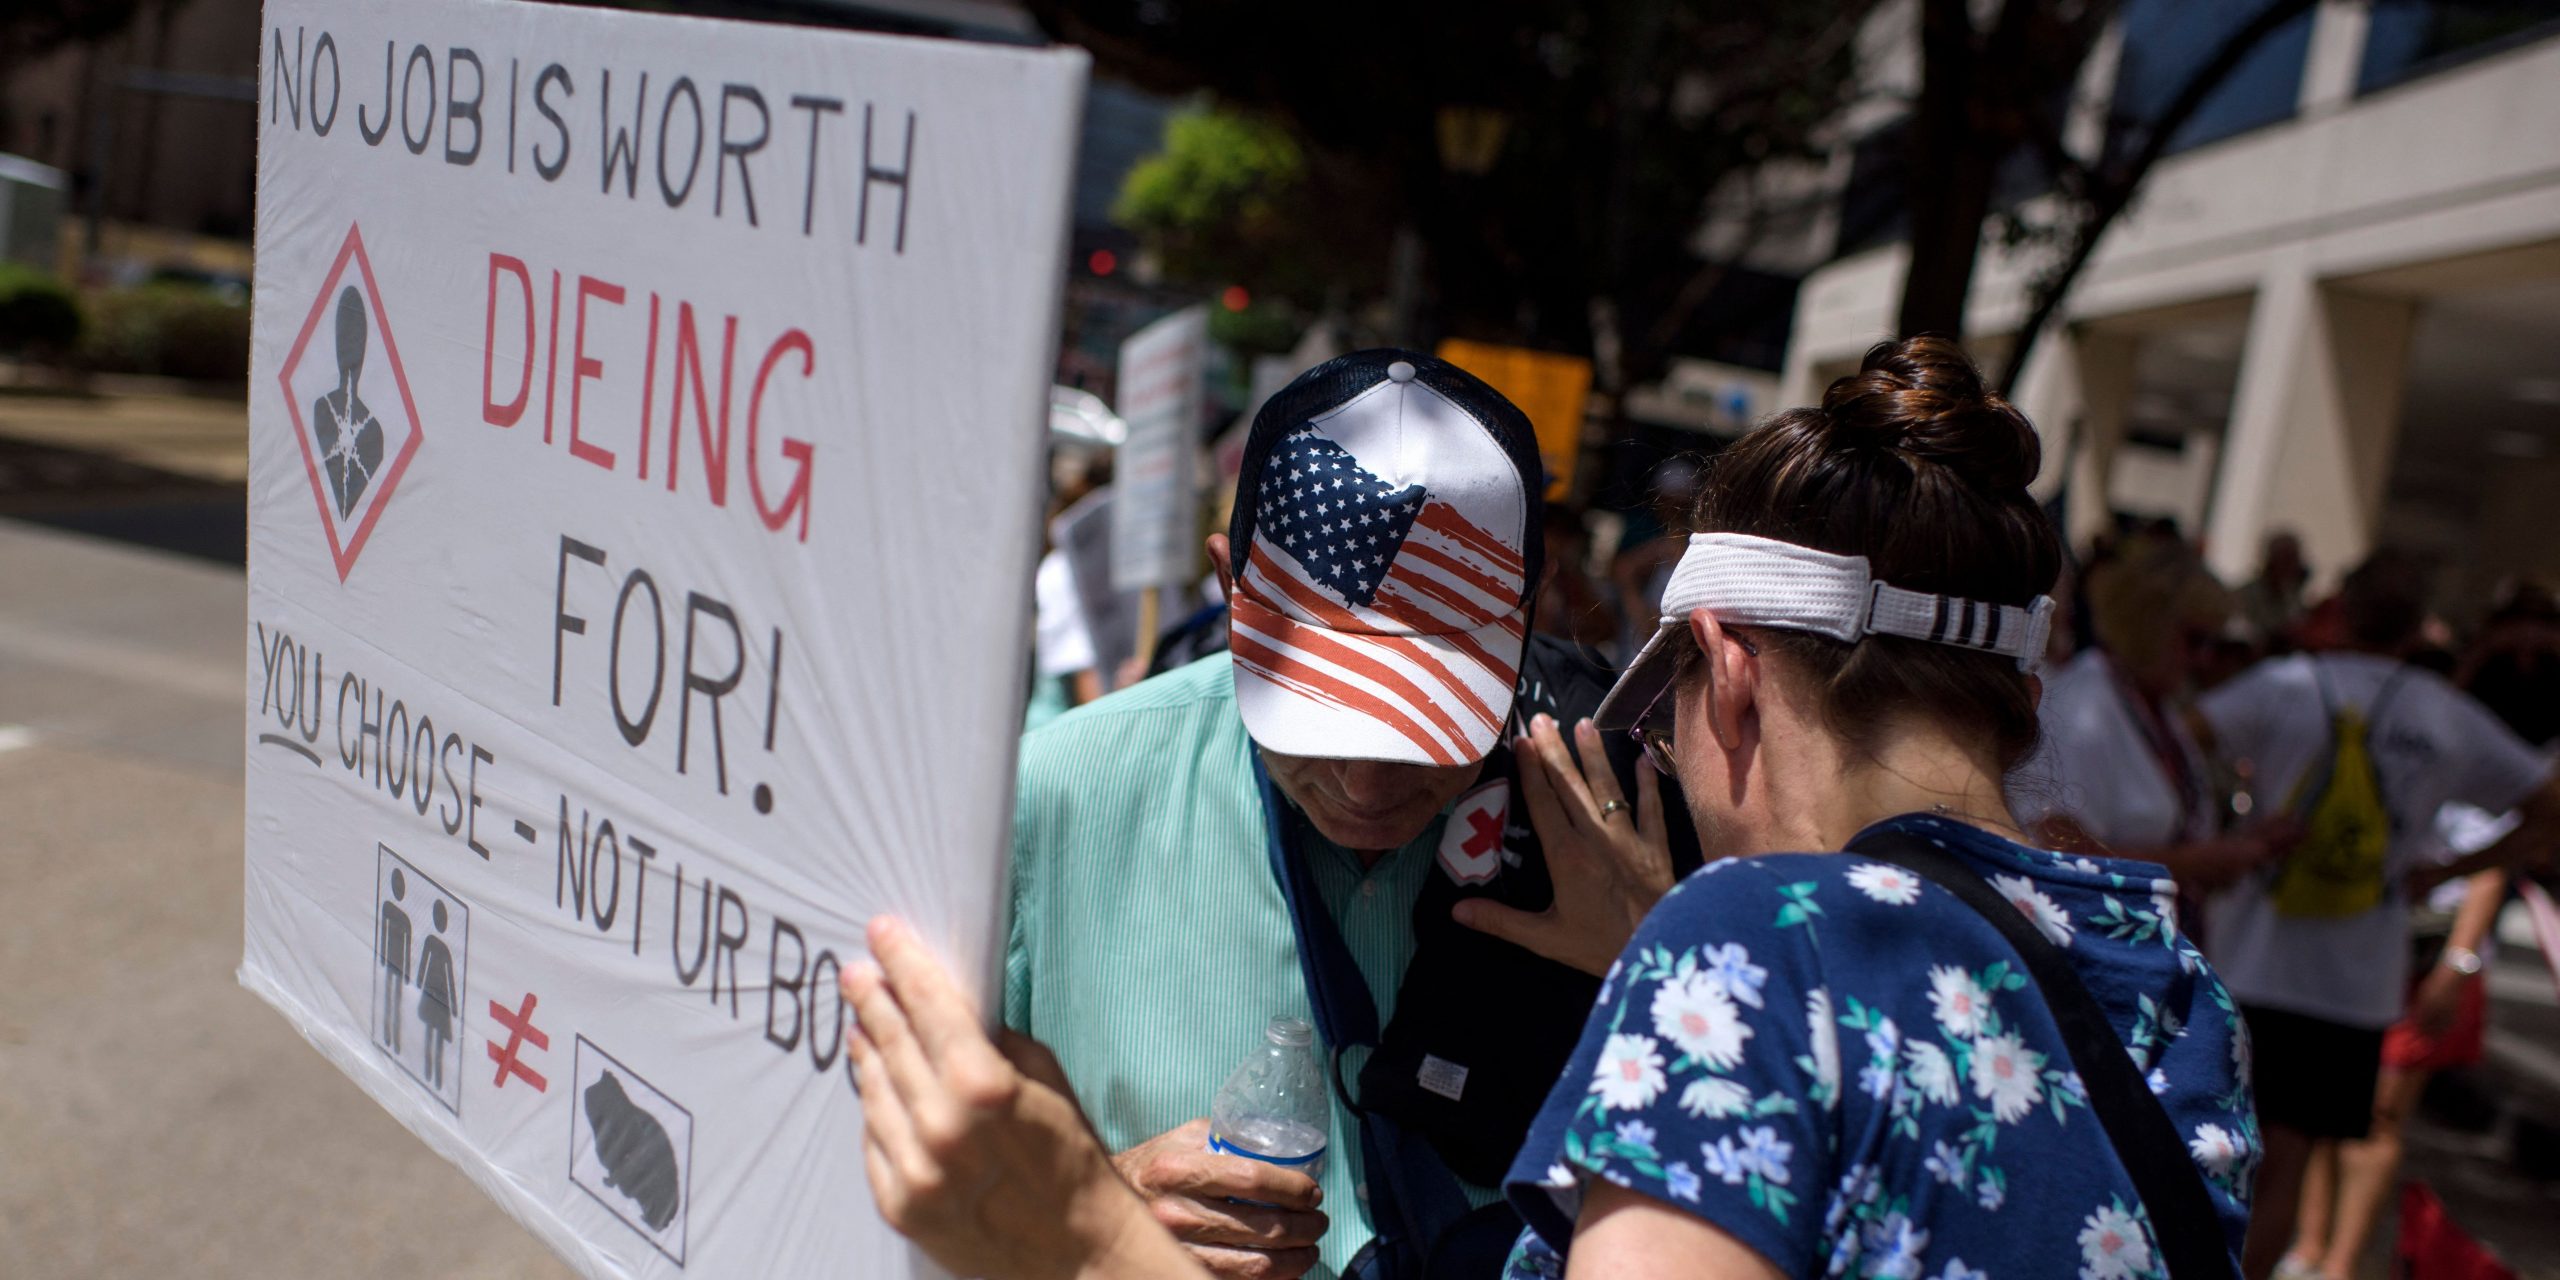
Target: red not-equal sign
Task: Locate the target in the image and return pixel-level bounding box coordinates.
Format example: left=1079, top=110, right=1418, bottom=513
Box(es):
left=488, top=992, right=549, bottom=1092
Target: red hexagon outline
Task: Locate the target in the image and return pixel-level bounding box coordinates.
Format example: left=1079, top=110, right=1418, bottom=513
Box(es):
left=278, top=223, right=426, bottom=582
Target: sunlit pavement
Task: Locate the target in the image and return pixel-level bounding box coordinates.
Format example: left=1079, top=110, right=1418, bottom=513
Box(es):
left=0, top=519, right=571, bottom=1278
left=0, top=390, right=249, bottom=565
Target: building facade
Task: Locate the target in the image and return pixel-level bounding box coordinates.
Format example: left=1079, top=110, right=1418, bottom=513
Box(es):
left=1783, top=0, right=2560, bottom=609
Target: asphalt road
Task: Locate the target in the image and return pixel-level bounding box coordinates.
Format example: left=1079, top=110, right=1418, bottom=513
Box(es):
left=0, top=518, right=571, bottom=1278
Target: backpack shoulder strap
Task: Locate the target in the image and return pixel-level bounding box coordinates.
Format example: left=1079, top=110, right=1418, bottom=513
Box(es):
left=2368, top=661, right=2418, bottom=723
left=1849, top=826, right=2235, bottom=1280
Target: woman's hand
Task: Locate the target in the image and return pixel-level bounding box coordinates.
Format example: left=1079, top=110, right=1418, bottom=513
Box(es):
left=844, top=916, right=1205, bottom=1280
left=2406, top=961, right=2472, bottom=1039
left=1453, top=714, right=1675, bottom=976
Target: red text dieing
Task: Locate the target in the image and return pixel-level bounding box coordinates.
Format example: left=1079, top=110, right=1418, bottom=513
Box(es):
left=482, top=252, right=815, bottom=542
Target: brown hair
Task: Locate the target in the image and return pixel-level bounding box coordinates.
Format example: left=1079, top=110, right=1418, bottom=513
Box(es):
left=1685, top=337, right=2062, bottom=771
left=2339, top=547, right=2428, bottom=652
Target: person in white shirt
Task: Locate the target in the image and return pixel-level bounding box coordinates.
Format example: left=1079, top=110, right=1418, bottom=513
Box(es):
left=2192, top=552, right=2560, bottom=1280
left=2014, top=542, right=2288, bottom=890
left=2281, top=802, right=2515, bottom=1280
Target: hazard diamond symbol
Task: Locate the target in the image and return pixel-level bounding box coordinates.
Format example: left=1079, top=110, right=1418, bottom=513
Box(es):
left=278, top=223, right=425, bottom=581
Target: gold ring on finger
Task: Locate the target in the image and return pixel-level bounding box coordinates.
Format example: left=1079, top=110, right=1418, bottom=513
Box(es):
left=1598, top=799, right=1627, bottom=820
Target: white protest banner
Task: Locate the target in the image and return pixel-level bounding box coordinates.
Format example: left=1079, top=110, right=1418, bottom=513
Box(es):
left=1108, top=304, right=1209, bottom=593
left=240, top=1, right=1084, bottom=1275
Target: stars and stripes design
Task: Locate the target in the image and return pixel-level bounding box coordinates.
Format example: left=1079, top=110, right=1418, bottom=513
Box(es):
left=1234, top=428, right=1528, bottom=765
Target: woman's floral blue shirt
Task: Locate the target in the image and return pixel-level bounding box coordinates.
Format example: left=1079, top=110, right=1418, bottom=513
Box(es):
left=1501, top=815, right=2257, bottom=1280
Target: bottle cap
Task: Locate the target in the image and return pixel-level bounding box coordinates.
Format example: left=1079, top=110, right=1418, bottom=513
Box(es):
left=1266, top=1016, right=1315, bottom=1048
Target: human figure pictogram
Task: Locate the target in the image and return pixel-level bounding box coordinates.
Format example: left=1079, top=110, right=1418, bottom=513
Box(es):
left=314, top=285, right=385, bottom=519
left=416, top=899, right=457, bottom=1089
left=377, top=868, right=412, bottom=1052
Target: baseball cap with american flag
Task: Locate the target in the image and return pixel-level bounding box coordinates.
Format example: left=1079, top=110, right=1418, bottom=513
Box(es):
left=1227, top=350, right=1543, bottom=767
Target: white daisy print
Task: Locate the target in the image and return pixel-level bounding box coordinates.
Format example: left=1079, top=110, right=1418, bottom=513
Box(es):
left=1591, top=1032, right=1668, bottom=1111
left=2077, top=1202, right=2153, bottom=1280
left=1928, top=965, right=1992, bottom=1037
left=2151, top=881, right=2181, bottom=941
left=1806, top=988, right=1842, bottom=1106
left=1990, top=873, right=2075, bottom=947
left=1651, top=970, right=1752, bottom=1070
left=1969, top=1030, right=2047, bottom=1123
left=1977, top=1172, right=2005, bottom=1210
left=1846, top=862, right=1923, bottom=905
left=1934, top=1260, right=1989, bottom=1280
left=2187, top=1123, right=2243, bottom=1176
left=1679, top=1076, right=1753, bottom=1119
left=1904, top=1039, right=1960, bottom=1105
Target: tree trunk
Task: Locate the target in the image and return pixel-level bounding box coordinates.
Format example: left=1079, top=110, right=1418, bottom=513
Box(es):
left=1896, top=0, right=1994, bottom=339
left=1995, top=0, right=2323, bottom=390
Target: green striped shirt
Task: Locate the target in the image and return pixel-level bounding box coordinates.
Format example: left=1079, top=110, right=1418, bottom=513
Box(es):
left=1004, top=653, right=1500, bottom=1278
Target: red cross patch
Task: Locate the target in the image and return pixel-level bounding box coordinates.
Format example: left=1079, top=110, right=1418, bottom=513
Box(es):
left=1438, top=779, right=1509, bottom=886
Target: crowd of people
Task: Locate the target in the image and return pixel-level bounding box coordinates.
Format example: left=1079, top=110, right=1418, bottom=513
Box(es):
left=844, top=337, right=2557, bottom=1280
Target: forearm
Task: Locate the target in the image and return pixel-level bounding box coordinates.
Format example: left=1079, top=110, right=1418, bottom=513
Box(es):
left=2445, top=869, right=2510, bottom=956
left=1074, top=1192, right=1213, bottom=1280
left=2428, top=814, right=2557, bottom=885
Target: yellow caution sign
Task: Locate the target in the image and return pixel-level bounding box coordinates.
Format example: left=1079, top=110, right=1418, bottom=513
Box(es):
left=1436, top=339, right=1591, bottom=502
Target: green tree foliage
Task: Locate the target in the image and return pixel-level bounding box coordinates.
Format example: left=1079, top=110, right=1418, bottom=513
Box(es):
left=1111, top=105, right=1332, bottom=299
left=1039, top=0, right=1878, bottom=384
left=0, top=263, right=83, bottom=355
left=1115, top=107, right=1303, bottom=247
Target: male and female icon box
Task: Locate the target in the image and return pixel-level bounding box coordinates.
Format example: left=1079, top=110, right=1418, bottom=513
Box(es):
left=374, top=845, right=468, bottom=1114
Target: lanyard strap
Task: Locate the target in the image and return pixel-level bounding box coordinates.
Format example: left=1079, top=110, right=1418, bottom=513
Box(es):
left=1253, top=755, right=1384, bottom=1054
left=1251, top=754, right=1470, bottom=1280
left=1849, top=826, right=2236, bottom=1280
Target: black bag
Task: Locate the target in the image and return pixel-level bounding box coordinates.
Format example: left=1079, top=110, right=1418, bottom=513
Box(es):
left=1849, top=826, right=2236, bottom=1280
left=1359, top=636, right=1701, bottom=1188
left=1263, top=635, right=1703, bottom=1279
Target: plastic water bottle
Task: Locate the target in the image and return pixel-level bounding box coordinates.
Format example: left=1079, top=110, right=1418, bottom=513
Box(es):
left=1209, top=1016, right=1330, bottom=1184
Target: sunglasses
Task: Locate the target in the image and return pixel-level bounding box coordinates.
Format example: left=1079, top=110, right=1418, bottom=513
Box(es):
left=1626, top=628, right=1757, bottom=777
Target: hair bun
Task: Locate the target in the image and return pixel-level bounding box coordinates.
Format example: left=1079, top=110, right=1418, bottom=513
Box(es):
left=1814, top=336, right=2041, bottom=493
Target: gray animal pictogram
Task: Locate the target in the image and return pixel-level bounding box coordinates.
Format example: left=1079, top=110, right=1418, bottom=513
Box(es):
left=585, top=1071, right=681, bottom=1231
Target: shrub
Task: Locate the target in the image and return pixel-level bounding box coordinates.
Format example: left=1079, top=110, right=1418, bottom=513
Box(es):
left=81, top=281, right=251, bottom=381
left=0, top=262, right=83, bottom=356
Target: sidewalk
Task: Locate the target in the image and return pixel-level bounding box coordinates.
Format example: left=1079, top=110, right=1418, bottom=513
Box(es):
left=0, top=520, right=568, bottom=1278
left=0, top=390, right=249, bottom=565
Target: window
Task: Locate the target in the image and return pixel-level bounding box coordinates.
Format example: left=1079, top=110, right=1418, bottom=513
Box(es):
left=2111, top=0, right=2319, bottom=156
left=2359, top=0, right=2560, bottom=93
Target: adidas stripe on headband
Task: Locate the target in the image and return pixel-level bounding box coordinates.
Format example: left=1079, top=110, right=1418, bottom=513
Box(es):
left=1655, top=532, right=2055, bottom=671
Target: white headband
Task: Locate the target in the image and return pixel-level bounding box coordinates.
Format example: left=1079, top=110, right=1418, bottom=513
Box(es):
left=1658, top=532, right=2054, bottom=671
